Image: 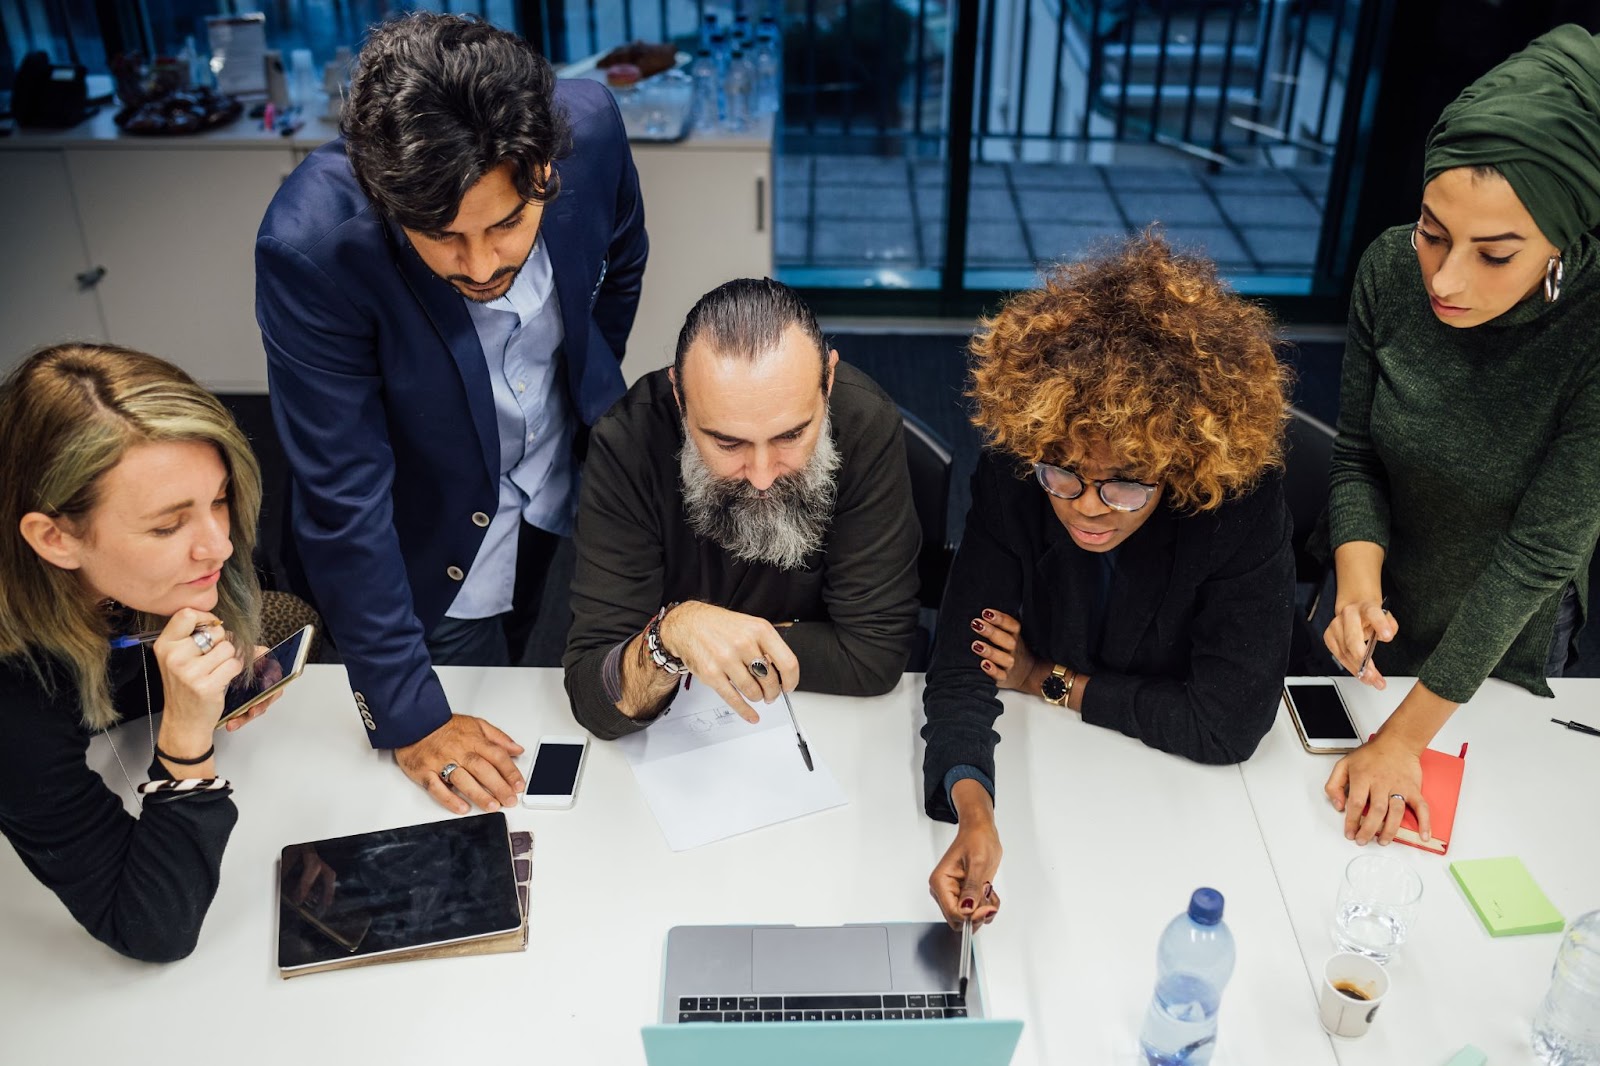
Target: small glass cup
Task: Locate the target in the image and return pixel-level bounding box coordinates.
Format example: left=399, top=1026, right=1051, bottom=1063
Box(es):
left=1331, top=853, right=1423, bottom=964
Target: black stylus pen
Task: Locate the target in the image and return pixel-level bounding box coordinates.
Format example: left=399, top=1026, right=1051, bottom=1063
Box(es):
left=1552, top=717, right=1600, bottom=737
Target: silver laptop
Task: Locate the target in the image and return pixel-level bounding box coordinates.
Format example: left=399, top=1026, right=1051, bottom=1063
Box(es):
left=660, top=922, right=985, bottom=1024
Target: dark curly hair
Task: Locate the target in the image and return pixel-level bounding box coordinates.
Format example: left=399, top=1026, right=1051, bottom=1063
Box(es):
left=969, top=231, right=1290, bottom=512
left=342, top=13, right=571, bottom=231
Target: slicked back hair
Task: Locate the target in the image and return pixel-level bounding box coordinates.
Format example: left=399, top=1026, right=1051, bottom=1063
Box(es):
left=342, top=13, right=571, bottom=232
left=673, top=278, right=828, bottom=399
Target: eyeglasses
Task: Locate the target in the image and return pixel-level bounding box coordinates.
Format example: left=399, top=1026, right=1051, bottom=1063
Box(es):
left=1033, top=462, right=1157, bottom=512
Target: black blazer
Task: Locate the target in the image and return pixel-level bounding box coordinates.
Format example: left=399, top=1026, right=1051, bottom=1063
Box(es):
left=921, top=450, right=1295, bottom=822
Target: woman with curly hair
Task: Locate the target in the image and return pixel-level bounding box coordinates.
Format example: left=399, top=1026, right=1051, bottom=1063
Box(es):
left=1322, top=26, right=1600, bottom=848
left=922, top=233, right=1295, bottom=930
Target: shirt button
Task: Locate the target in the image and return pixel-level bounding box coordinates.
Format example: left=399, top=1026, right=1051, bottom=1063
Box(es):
left=471, top=512, right=490, bottom=527
left=447, top=565, right=465, bottom=581
left=516, top=382, right=526, bottom=393
left=526, top=433, right=535, bottom=443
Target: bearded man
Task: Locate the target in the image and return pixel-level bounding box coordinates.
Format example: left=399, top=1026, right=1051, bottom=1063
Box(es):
left=562, top=278, right=920, bottom=737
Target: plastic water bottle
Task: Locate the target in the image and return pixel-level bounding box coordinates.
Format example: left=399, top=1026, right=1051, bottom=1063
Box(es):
left=699, top=12, right=720, bottom=53
left=690, top=49, right=721, bottom=133
left=1139, top=887, right=1235, bottom=1066
left=1533, top=910, right=1600, bottom=1065
left=723, top=49, right=754, bottom=131
left=754, top=26, right=780, bottom=114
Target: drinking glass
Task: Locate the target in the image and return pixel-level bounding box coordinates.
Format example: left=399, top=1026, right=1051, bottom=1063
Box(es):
left=1331, top=853, right=1423, bottom=964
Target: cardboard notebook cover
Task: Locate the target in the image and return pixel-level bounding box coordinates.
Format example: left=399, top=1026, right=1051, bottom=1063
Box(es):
left=1391, top=742, right=1467, bottom=855
left=279, top=828, right=532, bottom=978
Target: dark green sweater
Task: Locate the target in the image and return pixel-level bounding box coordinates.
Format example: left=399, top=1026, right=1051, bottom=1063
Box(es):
left=1329, top=225, right=1600, bottom=702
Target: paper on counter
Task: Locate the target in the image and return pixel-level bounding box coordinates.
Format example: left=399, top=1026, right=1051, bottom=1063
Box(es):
left=615, top=674, right=847, bottom=851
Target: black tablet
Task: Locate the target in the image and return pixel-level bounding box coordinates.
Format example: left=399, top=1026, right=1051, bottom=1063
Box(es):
left=277, top=811, right=521, bottom=972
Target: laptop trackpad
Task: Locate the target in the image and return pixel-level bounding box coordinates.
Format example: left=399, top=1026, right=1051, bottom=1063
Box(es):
left=750, top=926, right=894, bottom=993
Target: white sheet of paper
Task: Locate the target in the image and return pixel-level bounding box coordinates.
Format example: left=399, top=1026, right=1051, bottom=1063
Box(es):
left=615, top=675, right=847, bottom=851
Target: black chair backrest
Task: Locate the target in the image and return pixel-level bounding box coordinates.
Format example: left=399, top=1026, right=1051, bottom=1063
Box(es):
left=1285, top=407, right=1336, bottom=582
left=899, top=407, right=955, bottom=609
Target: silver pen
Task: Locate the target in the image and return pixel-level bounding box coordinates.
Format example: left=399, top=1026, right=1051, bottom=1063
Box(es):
left=1356, top=600, right=1390, bottom=680
left=958, top=915, right=972, bottom=1000
left=779, top=687, right=814, bottom=772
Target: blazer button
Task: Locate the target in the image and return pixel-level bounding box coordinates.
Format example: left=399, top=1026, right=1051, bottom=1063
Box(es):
left=471, top=512, right=490, bottom=528
left=447, top=565, right=465, bottom=581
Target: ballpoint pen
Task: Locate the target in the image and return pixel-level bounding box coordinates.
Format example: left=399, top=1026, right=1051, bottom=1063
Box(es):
left=1551, top=717, right=1600, bottom=738
left=108, top=620, right=221, bottom=649
left=958, top=915, right=972, bottom=1000
left=750, top=660, right=814, bottom=771
left=1356, top=599, right=1390, bottom=681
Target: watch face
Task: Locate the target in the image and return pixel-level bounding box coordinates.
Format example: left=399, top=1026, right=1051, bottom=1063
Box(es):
left=1042, top=674, right=1067, bottom=702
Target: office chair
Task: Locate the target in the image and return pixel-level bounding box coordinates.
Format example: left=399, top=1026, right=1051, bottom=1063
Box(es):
left=900, top=407, right=956, bottom=671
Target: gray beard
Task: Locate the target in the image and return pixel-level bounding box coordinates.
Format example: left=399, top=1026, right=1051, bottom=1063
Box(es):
left=679, top=413, right=841, bottom=571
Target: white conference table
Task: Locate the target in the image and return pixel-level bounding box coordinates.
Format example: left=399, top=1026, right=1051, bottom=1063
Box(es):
left=3, top=665, right=1335, bottom=1066
left=1244, top=676, right=1600, bottom=1065
left=3, top=668, right=1590, bottom=1065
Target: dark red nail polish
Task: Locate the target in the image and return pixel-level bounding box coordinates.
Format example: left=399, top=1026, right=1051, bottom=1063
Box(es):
left=982, top=610, right=995, bottom=620
left=960, top=898, right=975, bottom=911
left=981, top=661, right=992, bottom=671
left=970, top=619, right=983, bottom=632
left=971, top=641, right=983, bottom=653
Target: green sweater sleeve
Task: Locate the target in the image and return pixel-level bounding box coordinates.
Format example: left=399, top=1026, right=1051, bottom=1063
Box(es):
left=1327, top=239, right=1394, bottom=551
left=1420, top=358, right=1600, bottom=702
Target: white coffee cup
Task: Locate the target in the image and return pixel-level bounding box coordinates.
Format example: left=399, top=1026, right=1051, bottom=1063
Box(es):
left=1319, top=951, right=1390, bottom=1038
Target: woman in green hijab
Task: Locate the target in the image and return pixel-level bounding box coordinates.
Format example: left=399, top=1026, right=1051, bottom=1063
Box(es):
left=1323, top=24, right=1600, bottom=846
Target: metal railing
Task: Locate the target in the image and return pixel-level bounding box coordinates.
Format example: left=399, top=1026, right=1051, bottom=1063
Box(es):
left=533, top=0, right=1362, bottom=167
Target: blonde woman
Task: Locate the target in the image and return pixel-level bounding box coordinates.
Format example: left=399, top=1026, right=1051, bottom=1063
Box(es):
left=0, top=343, right=284, bottom=961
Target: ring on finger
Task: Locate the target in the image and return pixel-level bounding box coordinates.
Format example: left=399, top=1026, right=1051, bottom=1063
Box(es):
left=439, top=762, right=459, bottom=785
left=748, top=658, right=769, bottom=679
left=1388, top=793, right=1405, bottom=803
left=192, top=628, right=215, bottom=654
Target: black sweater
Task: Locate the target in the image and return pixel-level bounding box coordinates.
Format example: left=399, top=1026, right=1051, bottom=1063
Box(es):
left=564, top=362, right=922, bottom=738
left=0, top=647, right=237, bottom=961
left=921, top=451, right=1295, bottom=822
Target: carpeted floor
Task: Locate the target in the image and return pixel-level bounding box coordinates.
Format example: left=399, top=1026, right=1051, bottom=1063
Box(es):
left=223, top=329, right=1600, bottom=676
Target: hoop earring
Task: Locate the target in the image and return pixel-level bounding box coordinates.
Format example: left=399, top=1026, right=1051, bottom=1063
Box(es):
left=1545, top=255, right=1564, bottom=303
left=1409, top=226, right=1419, bottom=252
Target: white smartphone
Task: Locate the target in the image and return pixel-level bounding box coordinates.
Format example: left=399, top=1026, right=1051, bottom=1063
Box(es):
left=1282, top=679, right=1361, bottom=754
left=521, top=735, right=589, bottom=809
left=215, top=624, right=314, bottom=729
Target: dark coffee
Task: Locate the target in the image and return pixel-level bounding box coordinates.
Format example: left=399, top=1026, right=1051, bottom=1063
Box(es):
left=1332, top=980, right=1371, bottom=1001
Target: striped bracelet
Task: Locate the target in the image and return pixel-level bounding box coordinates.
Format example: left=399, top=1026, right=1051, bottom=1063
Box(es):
left=136, top=777, right=232, bottom=797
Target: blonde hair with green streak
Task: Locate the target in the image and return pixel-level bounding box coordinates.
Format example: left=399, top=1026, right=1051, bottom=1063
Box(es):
left=0, top=344, right=262, bottom=731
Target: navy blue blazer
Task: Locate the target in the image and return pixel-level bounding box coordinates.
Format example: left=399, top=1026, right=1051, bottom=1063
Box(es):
left=256, top=79, right=647, bottom=749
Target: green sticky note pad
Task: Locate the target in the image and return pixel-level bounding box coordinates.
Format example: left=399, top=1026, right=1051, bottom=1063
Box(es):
left=1450, top=856, right=1564, bottom=937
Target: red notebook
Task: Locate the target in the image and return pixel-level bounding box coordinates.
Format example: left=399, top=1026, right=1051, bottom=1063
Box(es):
left=1391, top=742, right=1468, bottom=855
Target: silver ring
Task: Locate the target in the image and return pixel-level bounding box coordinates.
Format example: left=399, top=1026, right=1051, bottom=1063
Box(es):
left=440, top=762, right=460, bottom=785
left=748, top=658, right=769, bottom=679
left=1388, top=793, right=1406, bottom=803
left=192, top=628, right=215, bottom=654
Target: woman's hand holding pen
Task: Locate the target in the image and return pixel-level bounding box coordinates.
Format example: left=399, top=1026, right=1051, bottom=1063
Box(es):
left=153, top=608, right=240, bottom=775
left=929, top=779, right=1003, bottom=931
left=1325, top=596, right=1398, bottom=690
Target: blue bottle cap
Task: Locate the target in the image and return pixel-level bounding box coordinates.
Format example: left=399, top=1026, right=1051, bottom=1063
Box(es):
left=1188, top=887, right=1224, bottom=925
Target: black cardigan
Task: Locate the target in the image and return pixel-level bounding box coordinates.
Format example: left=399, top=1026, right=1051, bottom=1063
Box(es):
left=921, top=450, right=1295, bottom=822
left=0, top=647, right=237, bottom=961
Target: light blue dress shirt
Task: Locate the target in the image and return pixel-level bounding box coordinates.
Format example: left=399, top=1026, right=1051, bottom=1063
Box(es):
left=447, top=240, right=574, bottom=619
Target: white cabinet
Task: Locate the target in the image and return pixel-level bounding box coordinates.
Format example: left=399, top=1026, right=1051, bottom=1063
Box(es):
left=0, top=152, right=107, bottom=376
left=624, top=121, right=775, bottom=383
left=65, top=147, right=297, bottom=391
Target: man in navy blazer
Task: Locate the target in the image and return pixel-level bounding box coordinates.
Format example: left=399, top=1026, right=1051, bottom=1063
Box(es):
left=256, top=14, right=646, bottom=812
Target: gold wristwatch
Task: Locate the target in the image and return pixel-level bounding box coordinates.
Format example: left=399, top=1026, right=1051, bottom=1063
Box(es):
left=1042, top=664, right=1072, bottom=706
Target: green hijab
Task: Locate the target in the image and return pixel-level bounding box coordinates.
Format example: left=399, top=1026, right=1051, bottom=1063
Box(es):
left=1424, top=24, right=1600, bottom=250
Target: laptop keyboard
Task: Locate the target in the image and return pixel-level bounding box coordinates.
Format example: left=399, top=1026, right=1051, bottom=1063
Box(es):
left=676, top=992, right=968, bottom=1023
